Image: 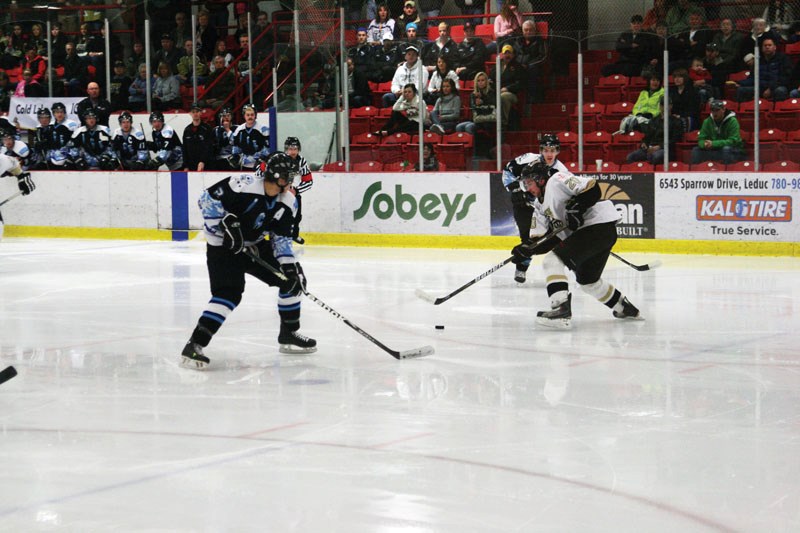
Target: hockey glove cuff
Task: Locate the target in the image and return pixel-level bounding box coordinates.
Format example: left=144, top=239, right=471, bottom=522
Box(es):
left=17, top=172, right=35, bottom=195
left=565, top=207, right=583, bottom=231
left=220, top=213, right=245, bottom=254
left=280, top=262, right=307, bottom=294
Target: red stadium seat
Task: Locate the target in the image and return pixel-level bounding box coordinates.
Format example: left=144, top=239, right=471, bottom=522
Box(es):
left=690, top=161, right=724, bottom=171
left=762, top=160, right=800, bottom=171
left=322, top=161, right=347, bottom=171
left=352, top=160, right=383, bottom=171
left=664, top=161, right=690, bottom=172
left=620, top=161, right=654, bottom=172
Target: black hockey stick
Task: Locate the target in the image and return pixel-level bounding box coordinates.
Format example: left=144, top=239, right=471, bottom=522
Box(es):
left=415, top=227, right=564, bottom=306
left=243, top=248, right=434, bottom=360
left=0, top=191, right=22, bottom=208
left=610, top=252, right=662, bottom=272
left=0, top=365, right=17, bottom=385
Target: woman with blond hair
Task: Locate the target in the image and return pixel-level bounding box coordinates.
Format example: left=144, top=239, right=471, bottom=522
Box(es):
left=455, top=71, right=496, bottom=136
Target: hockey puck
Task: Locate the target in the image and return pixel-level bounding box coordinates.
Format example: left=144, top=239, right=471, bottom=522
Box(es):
left=435, top=325, right=445, bottom=330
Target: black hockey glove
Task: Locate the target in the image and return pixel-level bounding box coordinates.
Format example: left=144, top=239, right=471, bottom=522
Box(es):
left=17, top=172, right=35, bottom=195
left=511, top=242, right=533, bottom=263
left=219, top=213, right=245, bottom=253
left=565, top=205, right=583, bottom=231
left=510, top=189, right=528, bottom=207
left=148, top=157, right=164, bottom=170
left=280, top=262, right=307, bottom=294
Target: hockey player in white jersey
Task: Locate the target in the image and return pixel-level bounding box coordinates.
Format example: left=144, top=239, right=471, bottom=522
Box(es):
left=503, top=134, right=571, bottom=284
left=510, top=161, right=642, bottom=329
left=0, top=131, right=31, bottom=170
left=181, top=152, right=316, bottom=369
left=0, top=153, right=35, bottom=240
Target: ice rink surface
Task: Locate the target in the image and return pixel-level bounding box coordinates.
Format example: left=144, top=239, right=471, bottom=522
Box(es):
left=1, top=238, right=799, bottom=532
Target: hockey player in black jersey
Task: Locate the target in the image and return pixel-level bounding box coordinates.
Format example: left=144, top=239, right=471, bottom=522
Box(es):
left=181, top=152, right=316, bottom=369
left=231, top=103, right=269, bottom=171
left=147, top=110, right=184, bottom=170
left=503, top=134, right=571, bottom=284
left=182, top=102, right=214, bottom=171
left=510, top=161, right=642, bottom=329
left=50, top=102, right=79, bottom=169
left=210, top=107, right=238, bottom=170
left=29, top=107, right=54, bottom=170
left=283, top=136, right=312, bottom=244
left=112, top=111, right=149, bottom=170
left=71, top=109, right=117, bottom=170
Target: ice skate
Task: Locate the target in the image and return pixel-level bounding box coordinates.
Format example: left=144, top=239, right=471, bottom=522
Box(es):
left=514, top=269, right=527, bottom=283
left=536, top=294, right=572, bottom=329
left=181, top=341, right=210, bottom=369
left=613, top=296, right=643, bottom=320
left=278, top=330, right=317, bottom=354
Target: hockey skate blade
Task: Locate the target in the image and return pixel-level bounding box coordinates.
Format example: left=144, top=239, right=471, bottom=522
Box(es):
left=535, top=317, right=572, bottom=329
left=279, top=344, right=318, bottom=355
left=397, top=345, right=435, bottom=359
left=414, top=288, right=438, bottom=304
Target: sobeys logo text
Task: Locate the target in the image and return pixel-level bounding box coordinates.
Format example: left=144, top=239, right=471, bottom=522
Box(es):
left=353, top=182, right=476, bottom=227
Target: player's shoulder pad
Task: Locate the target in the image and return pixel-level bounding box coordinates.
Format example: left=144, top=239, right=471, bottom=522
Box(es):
left=257, top=122, right=269, bottom=135
left=15, top=141, right=29, bottom=155
left=65, top=119, right=78, bottom=131
left=133, top=129, right=145, bottom=140
left=160, top=125, right=175, bottom=138
left=228, top=172, right=257, bottom=193
left=513, top=152, right=537, bottom=166
left=98, top=125, right=111, bottom=135
left=72, top=125, right=88, bottom=137
left=232, top=123, right=247, bottom=135
left=112, top=127, right=123, bottom=137
left=276, top=190, right=298, bottom=214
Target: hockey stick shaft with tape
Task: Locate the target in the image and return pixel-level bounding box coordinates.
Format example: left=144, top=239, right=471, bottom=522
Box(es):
left=243, top=248, right=433, bottom=360
left=0, top=191, right=22, bottom=208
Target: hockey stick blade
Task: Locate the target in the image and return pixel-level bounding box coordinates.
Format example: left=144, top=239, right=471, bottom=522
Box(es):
left=0, top=365, right=18, bottom=385
left=0, top=191, right=22, bottom=208
left=610, top=252, right=662, bottom=272
left=243, top=248, right=433, bottom=360
left=414, top=288, right=440, bottom=305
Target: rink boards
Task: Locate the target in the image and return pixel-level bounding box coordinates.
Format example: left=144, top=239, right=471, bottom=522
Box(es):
left=2, top=170, right=799, bottom=256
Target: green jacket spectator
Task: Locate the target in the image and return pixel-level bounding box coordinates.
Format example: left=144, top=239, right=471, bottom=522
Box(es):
left=691, top=100, right=744, bottom=164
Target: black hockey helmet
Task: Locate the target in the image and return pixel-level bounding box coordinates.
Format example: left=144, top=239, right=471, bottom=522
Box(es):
left=241, top=102, right=257, bottom=117
left=51, top=102, right=67, bottom=113
left=83, top=109, right=98, bottom=121
left=539, top=133, right=560, bottom=151
left=522, top=160, right=552, bottom=189
left=257, top=152, right=297, bottom=185
left=217, top=106, right=232, bottom=124
left=37, top=107, right=52, bottom=118
left=118, top=111, right=133, bottom=123
left=149, top=110, right=164, bottom=123
left=284, top=136, right=301, bottom=151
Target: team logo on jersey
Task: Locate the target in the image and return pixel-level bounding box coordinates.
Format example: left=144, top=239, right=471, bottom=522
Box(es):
left=254, top=212, right=266, bottom=229
left=696, top=195, right=792, bottom=222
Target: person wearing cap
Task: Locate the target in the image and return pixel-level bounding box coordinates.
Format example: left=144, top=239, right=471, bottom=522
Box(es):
left=109, top=60, right=133, bottom=112
left=369, top=35, right=401, bottom=83
left=456, top=21, right=488, bottom=82
left=367, top=4, right=396, bottom=46
left=348, top=28, right=375, bottom=77
left=183, top=103, right=214, bottom=172
left=736, top=38, right=791, bottom=103
left=397, top=22, right=425, bottom=55
left=421, top=22, right=459, bottom=73
left=153, top=32, right=183, bottom=75
left=711, top=18, right=743, bottom=72
left=383, top=43, right=428, bottom=107
left=601, top=15, right=657, bottom=78
left=691, top=99, right=744, bottom=165
left=394, top=1, right=423, bottom=40
left=489, top=43, right=525, bottom=130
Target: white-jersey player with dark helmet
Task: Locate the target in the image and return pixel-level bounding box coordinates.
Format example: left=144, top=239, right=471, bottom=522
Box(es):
left=0, top=153, right=35, bottom=241
left=510, top=161, right=642, bottom=329
left=503, top=133, right=571, bottom=284
left=283, top=136, right=312, bottom=244
left=181, top=152, right=316, bottom=369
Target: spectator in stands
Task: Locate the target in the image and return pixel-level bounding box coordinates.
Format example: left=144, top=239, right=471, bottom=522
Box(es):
left=418, top=0, right=444, bottom=29
left=2, top=24, right=25, bottom=68
left=147, top=0, right=182, bottom=43
left=626, top=97, right=683, bottom=165
left=455, top=21, right=488, bottom=82
left=172, top=11, right=192, bottom=50
left=0, top=72, right=11, bottom=113
left=514, top=20, right=547, bottom=102
left=14, top=69, right=46, bottom=98
left=689, top=57, right=714, bottom=105
left=199, top=55, right=237, bottom=109
left=736, top=38, right=791, bottom=102
left=369, top=36, right=400, bottom=83
left=110, top=61, right=132, bottom=112
left=742, top=18, right=780, bottom=58
left=348, top=28, right=374, bottom=76
left=646, top=21, right=687, bottom=79
left=196, top=10, right=219, bottom=62
left=665, top=0, right=704, bottom=35
left=397, top=22, right=425, bottom=55
left=153, top=33, right=183, bottom=75
left=251, top=10, right=274, bottom=69
left=344, top=57, right=372, bottom=108
left=712, top=18, right=744, bottom=73
left=601, top=15, right=654, bottom=78
left=77, top=82, right=112, bottom=126
left=429, top=78, right=461, bottom=134
left=344, top=0, right=377, bottom=30
left=454, top=0, right=484, bottom=27
left=367, top=4, right=396, bottom=46
left=128, top=63, right=153, bottom=112
left=642, top=0, right=668, bottom=32
left=75, top=23, right=92, bottom=59
left=669, top=67, right=700, bottom=131
left=455, top=71, right=495, bottom=137
left=177, top=39, right=209, bottom=86
left=489, top=43, right=525, bottom=130
left=48, top=22, right=68, bottom=68
left=152, top=62, right=182, bottom=111
left=375, top=82, right=429, bottom=135
left=183, top=103, right=214, bottom=171
left=394, top=1, right=423, bottom=40
left=691, top=98, right=744, bottom=164
left=383, top=44, right=428, bottom=106
left=415, top=142, right=439, bottom=170
left=29, top=24, right=47, bottom=57
left=617, top=73, right=664, bottom=134
left=490, top=0, right=523, bottom=54
left=204, top=0, right=230, bottom=38
left=233, top=13, right=250, bottom=47
left=210, top=39, right=234, bottom=71
left=21, top=44, right=47, bottom=85
left=126, top=41, right=146, bottom=78
left=61, top=41, right=88, bottom=97
left=702, top=43, right=728, bottom=98
left=421, top=22, right=459, bottom=73
left=236, top=35, right=253, bottom=78
left=425, top=55, right=459, bottom=104
left=679, top=11, right=714, bottom=67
